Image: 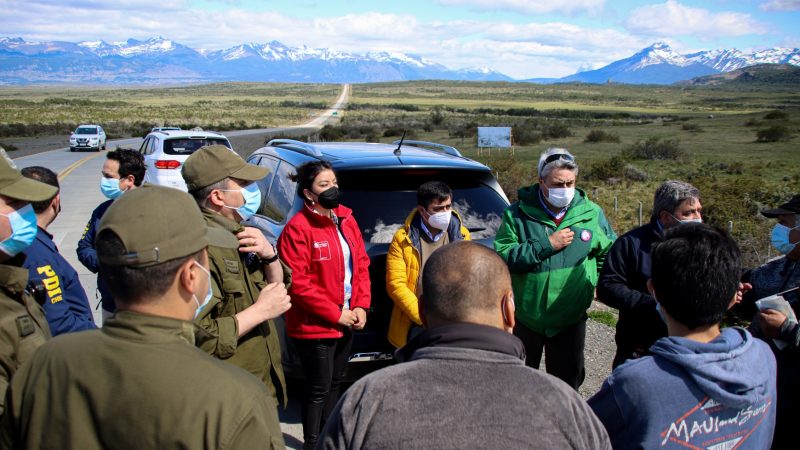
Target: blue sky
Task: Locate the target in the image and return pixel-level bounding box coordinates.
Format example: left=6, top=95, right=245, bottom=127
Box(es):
left=1, top=0, right=798, bottom=78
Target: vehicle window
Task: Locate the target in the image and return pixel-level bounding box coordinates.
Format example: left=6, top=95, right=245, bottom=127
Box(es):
left=163, top=138, right=231, bottom=155
left=138, top=137, right=151, bottom=154
left=336, top=169, right=506, bottom=244
left=258, top=161, right=297, bottom=223
left=76, top=127, right=98, bottom=134
left=147, top=137, right=158, bottom=155
left=252, top=156, right=278, bottom=206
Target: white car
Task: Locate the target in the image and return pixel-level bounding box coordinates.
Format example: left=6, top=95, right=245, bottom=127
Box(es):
left=138, top=129, right=233, bottom=191
left=69, top=125, right=106, bottom=152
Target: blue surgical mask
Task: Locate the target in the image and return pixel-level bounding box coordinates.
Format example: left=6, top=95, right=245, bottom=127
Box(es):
left=222, top=183, right=262, bottom=221
left=669, top=213, right=702, bottom=225
left=100, top=177, right=123, bottom=200
left=0, top=204, right=38, bottom=257
left=192, top=261, right=213, bottom=319
left=772, top=223, right=799, bottom=255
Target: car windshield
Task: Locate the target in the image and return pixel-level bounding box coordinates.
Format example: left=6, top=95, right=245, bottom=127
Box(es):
left=338, top=169, right=507, bottom=244
left=164, top=138, right=231, bottom=155
left=75, top=127, right=97, bottom=135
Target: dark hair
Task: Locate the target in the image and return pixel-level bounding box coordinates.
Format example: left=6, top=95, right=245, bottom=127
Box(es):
left=417, top=181, right=452, bottom=208
left=291, top=161, right=334, bottom=200
left=96, top=229, right=202, bottom=304
left=421, top=241, right=511, bottom=322
left=20, top=166, right=59, bottom=214
left=651, top=223, right=741, bottom=330
left=107, top=148, right=145, bottom=186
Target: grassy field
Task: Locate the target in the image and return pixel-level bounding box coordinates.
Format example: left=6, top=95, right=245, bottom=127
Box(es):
left=0, top=83, right=342, bottom=138
left=1, top=79, right=797, bottom=266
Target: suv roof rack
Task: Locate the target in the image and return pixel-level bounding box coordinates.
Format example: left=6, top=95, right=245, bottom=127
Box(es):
left=267, top=139, right=323, bottom=158
left=391, top=140, right=463, bottom=158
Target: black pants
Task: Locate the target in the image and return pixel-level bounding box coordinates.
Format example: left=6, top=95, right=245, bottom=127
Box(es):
left=514, top=320, right=586, bottom=390
left=293, top=330, right=354, bottom=450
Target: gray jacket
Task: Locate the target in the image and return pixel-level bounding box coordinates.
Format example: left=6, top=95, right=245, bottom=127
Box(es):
left=318, top=323, right=611, bottom=449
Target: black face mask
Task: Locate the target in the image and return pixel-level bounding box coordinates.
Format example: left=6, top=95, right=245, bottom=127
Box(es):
left=316, top=187, right=341, bottom=209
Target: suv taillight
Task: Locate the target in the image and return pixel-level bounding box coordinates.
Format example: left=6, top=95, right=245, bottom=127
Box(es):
left=155, top=160, right=181, bottom=169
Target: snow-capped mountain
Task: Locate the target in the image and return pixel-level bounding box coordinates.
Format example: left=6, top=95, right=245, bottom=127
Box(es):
left=550, top=42, right=800, bottom=84
left=0, top=36, right=512, bottom=84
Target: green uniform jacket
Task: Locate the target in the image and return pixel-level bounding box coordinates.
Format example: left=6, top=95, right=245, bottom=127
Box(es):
left=0, top=257, right=50, bottom=416
left=196, top=210, right=287, bottom=406
left=0, top=311, right=284, bottom=449
left=494, top=185, right=616, bottom=337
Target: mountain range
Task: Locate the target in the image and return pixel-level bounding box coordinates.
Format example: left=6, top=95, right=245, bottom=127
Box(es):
left=0, top=36, right=798, bottom=85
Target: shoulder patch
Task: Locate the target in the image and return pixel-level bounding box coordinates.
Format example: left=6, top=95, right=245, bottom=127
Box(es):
left=223, top=258, right=240, bottom=274
left=16, top=315, right=35, bottom=337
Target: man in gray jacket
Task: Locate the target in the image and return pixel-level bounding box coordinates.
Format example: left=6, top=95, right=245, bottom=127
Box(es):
left=318, top=241, right=611, bottom=449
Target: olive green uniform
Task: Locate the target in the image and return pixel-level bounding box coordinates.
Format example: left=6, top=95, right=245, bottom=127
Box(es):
left=196, top=210, right=287, bottom=405
left=0, top=310, right=284, bottom=449
left=0, top=257, right=50, bottom=416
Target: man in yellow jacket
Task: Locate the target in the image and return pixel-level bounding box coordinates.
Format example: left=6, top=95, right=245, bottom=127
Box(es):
left=386, top=181, right=470, bottom=348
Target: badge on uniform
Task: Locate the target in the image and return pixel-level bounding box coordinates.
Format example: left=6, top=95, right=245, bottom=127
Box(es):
left=16, top=315, right=35, bottom=337
left=581, top=230, right=592, bottom=242
left=223, top=258, right=240, bottom=274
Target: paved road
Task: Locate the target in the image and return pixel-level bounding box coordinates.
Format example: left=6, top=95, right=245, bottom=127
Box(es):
left=10, top=84, right=349, bottom=449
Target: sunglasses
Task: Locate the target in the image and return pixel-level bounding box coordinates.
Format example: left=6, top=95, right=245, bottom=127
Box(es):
left=542, top=153, right=575, bottom=167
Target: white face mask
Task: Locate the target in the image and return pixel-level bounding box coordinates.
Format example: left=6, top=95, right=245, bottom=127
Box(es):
left=426, top=210, right=452, bottom=230
left=772, top=222, right=800, bottom=255
left=669, top=212, right=702, bottom=225
left=192, top=261, right=213, bottom=319
left=546, top=187, right=575, bottom=209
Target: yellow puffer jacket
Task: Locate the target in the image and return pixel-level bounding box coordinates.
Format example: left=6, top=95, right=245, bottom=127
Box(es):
left=386, top=209, right=470, bottom=348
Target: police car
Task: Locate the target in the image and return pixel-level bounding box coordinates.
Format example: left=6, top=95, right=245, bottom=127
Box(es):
left=245, top=139, right=510, bottom=380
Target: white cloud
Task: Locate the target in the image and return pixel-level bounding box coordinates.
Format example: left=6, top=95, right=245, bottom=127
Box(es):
left=436, top=0, right=605, bottom=15
left=760, top=0, right=800, bottom=11
left=625, top=0, right=768, bottom=38
left=0, top=0, right=652, bottom=78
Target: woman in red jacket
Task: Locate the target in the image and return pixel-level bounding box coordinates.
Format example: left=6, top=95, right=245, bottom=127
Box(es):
left=277, top=160, right=371, bottom=450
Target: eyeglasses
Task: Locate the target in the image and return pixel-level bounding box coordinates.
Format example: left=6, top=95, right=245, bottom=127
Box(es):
left=542, top=153, right=575, bottom=167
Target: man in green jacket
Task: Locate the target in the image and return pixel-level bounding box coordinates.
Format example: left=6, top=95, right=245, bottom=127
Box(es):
left=494, top=147, right=615, bottom=389
left=182, top=145, right=291, bottom=406
left=1, top=185, right=285, bottom=449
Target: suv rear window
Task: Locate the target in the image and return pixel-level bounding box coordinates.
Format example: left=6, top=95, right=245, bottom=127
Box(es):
left=338, top=169, right=506, bottom=244
left=76, top=127, right=97, bottom=134
left=164, top=138, right=231, bottom=155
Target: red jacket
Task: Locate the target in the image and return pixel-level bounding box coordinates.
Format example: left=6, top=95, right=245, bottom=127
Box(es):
left=278, top=204, right=371, bottom=339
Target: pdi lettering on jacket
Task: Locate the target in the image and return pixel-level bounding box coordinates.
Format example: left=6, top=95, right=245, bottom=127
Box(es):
left=313, top=241, right=331, bottom=261
left=36, top=265, right=63, bottom=304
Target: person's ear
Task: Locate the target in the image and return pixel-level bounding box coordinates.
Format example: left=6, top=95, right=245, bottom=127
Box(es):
left=303, top=188, right=315, bottom=204
left=646, top=279, right=655, bottom=297
left=502, top=292, right=515, bottom=333
left=418, top=295, right=428, bottom=328
left=658, top=210, right=673, bottom=226
left=51, top=194, right=61, bottom=216
left=177, top=258, right=200, bottom=298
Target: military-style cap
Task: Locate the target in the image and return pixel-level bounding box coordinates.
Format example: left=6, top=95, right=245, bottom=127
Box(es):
left=0, top=154, right=57, bottom=201
left=761, top=194, right=800, bottom=218
left=181, top=145, right=268, bottom=192
left=97, top=185, right=237, bottom=268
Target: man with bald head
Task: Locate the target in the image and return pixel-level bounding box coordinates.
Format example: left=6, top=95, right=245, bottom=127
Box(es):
left=318, top=241, right=611, bottom=449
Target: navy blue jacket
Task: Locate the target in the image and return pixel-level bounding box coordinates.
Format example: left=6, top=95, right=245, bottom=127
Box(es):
left=596, top=219, right=667, bottom=367
left=589, top=328, right=776, bottom=449
left=76, top=199, right=114, bottom=312
left=23, top=227, right=96, bottom=335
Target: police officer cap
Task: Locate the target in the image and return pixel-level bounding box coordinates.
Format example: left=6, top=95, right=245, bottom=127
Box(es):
left=761, top=194, right=800, bottom=218
left=181, top=145, right=268, bottom=192
left=0, top=154, right=57, bottom=201
left=97, top=185, right=237, bottom=268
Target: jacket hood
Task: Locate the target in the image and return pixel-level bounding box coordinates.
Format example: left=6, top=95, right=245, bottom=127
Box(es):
left=649, top=327, right=772, bottom=408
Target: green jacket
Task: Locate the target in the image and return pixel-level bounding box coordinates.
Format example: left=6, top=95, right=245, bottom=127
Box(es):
left=196, top=210, right=287, bottom=406
left=494, top=185, right=615, bottom=337
left=0, top=311, right=284, bottom=449
left=0, top=257, right=50, bottom=416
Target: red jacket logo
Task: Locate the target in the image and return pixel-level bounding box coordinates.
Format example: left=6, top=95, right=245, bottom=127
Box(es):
left=313, top=241, right=331, bottom=261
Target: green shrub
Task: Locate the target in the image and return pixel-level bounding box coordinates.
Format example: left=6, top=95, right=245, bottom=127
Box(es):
left=681, top=123, right=703, bottom=132
left=763, top=110, right=788, bottom=120
left=541, top=122, right=572, bottom=139
left=584, top=156, right=625, bottom=181
left=513, top=127, right=542, bottom=145
left=318, top=125, right=346, bottom=141
left=621, top=137, right=684, bottom=160
left=584, top=129, right=620, bottom=143
left=756, top=125, right=791, bottom=143
left=744, top=118, right=761, bottom=127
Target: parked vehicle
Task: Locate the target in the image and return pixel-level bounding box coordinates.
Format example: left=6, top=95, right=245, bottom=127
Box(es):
left=69, top=125, right=106, bottom=152
left=138, top=129, right=232, bottom=191
left=245, top=139, right=510, bottom=380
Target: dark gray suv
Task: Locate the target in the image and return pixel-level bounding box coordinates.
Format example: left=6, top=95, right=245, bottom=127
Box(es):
left=245, top=139, right=509, bottom=380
